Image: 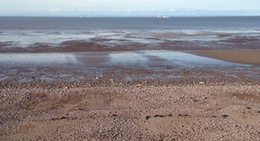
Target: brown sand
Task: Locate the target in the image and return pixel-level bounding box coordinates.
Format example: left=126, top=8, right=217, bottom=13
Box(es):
left=0, top=58, right=260, bottom=140
left=191, top=50, right=260, bottom=65
left=1, top=84, right=260, bottom=141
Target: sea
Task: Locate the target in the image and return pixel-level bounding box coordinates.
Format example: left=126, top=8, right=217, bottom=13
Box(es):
left=0, top=16, right=260, bottom=48
left=1, top=16, right=260, bottom=30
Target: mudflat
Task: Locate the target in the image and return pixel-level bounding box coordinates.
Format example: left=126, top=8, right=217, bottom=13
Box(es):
left=192, top=50, right=260, bottom=65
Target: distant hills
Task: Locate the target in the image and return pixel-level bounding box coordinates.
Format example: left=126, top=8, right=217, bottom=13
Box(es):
left=1, top=9, right=259, bottom=17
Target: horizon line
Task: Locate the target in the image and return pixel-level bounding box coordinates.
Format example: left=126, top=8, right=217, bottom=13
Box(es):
left=1, top=15, right=260, bottom=18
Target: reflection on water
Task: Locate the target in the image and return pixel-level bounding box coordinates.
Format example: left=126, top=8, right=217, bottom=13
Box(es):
left=109, top=52, right=148, bottom=66
left=115, top=50, right=247, bottom=68
left=0, top=51, right=249, bottom=69
left=0, top=53, right=77, bottom=65
left=142, top=50, right=233, bottom=67
left=0, top=50, right=256, bottom=83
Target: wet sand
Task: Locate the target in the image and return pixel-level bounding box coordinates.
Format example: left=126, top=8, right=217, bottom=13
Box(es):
left=1, top=31, right=260, bottom=53
left=191, top=50, right=260, bottom=65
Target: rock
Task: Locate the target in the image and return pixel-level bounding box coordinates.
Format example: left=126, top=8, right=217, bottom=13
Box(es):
left=222, top=115, right=228, bottom=118
left=145, top=116, right=150, bottom=120
left=154, top=115, right=164, bottom=118
left=199, top=81, right=205, bottom=85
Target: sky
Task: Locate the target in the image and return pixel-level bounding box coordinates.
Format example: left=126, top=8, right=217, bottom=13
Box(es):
left=0, top=0, right=260, bottom=16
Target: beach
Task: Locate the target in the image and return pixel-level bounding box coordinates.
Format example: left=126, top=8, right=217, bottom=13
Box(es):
left=1, top=17, right=260, bottom=140
left=1, top=51, right=260, bottom=141
left=1, top=83, right=260, bottom=140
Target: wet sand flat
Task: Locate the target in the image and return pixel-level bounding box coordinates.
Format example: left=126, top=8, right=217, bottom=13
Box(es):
left=191, top=50, right=260, bottom=65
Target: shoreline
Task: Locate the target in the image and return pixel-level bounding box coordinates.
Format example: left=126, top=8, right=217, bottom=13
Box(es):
left=1, top=49, right=260, bottom=87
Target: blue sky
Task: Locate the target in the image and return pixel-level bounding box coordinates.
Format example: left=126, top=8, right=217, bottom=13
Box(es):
left=0, top=0, right=260, bottom=16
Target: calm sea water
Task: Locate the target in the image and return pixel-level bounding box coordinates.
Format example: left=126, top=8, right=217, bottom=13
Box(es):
left=0, top=16, right=260, bottom=30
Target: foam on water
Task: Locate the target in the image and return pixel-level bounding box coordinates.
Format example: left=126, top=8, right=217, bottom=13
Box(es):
left=0, top=28, right=259, bottom=48
left=0, top=30, right=97, bottom=47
